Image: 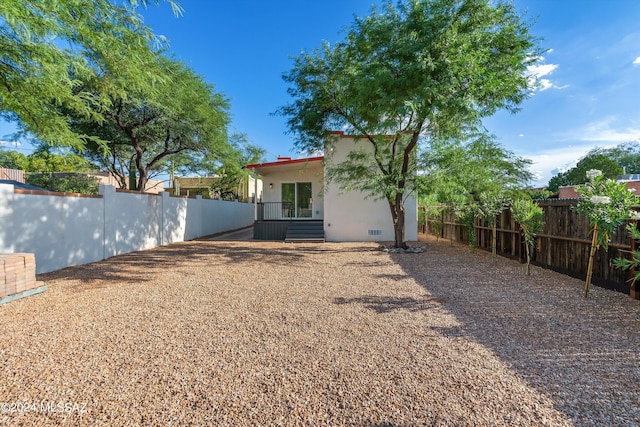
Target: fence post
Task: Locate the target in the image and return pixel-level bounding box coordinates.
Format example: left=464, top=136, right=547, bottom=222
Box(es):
left=631, top=223, right=640, bottom=300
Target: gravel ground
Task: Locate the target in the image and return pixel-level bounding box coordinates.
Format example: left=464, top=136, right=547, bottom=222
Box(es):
left=1, top=234, right=639, bottom=426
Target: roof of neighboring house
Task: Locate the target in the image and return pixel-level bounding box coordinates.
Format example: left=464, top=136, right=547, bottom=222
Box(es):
left=244, top=156, right=324, bottom=176
left=0, top=179, right=48, bottom=191
left=558, top=180, right=640, bottom=199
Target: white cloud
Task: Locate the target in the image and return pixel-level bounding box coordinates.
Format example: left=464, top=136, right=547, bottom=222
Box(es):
left=633, top=56, right=640, bottom=65
left=0, top=140, right=21, bottom=147
left=523, top=118, right=640, bottom=186
left=526, top=57, right=567, bottom=91
left=528, top=63, right=558, bottom=77
left=522, top=145, right=604, bottom=187
left=538, top=79, right=555, bottom=91
left=571, top=117, right=640, bottom=143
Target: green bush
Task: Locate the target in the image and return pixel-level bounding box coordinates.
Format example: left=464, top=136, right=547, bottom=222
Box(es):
left=26, top=173, right=100, bottom=194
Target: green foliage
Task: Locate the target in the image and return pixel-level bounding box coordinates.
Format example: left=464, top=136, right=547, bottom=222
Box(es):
left=0, top=149, right=27, bottom=169
left=511, top=196, right=544, bottom=274
left=613, top=222, right=640, bottom=287
left=477, top=191, right=509, bottom=222
left=422, top=133, right=532, bottom=206
left=511, top=197, right=544, bottom=247
left=547, top=154, right=623, bottom=193
left=574, top=170, right=639, bottom=251
left=421, top=133, right=532, bottom=251
left=71, top=55, right=231, bottom=191
left=452, top=202, right=477, bottom=252
left=589, top=142, right=640, bottom=175
left=419, top=195, right=445, bottom=237
left=210, top=135, right=265, bottom=201
left=279, top=0, right=538, bottom=247
left=0, top=147, right=94, bottom=173
left=0, top=0, right=181, bottom=149
left=26, top=173, right=100, bottom=194
left=527, top=188, right=553, bottom=200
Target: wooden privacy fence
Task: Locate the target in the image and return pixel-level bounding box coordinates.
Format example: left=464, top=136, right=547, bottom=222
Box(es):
left=422, top=199, right=639, bottom=298
left=0, top=167, right=24, bottom=183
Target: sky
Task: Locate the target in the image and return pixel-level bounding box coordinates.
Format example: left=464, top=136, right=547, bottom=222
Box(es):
left=2, top=0, right=639, bottom=187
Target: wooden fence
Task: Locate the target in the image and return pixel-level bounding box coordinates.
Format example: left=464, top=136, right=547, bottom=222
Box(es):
left=422, top=199, right=639, bottom=298
left=0, top=167, right=24, bottom=183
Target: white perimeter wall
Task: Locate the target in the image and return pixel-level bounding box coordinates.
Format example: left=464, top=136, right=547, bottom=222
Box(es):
left=324, top=137, right=418, bottom=242
left=0, top=184, right=253, bottom=274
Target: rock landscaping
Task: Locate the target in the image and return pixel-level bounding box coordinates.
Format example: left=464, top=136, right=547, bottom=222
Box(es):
left=0, top=235, right=638, bottom=425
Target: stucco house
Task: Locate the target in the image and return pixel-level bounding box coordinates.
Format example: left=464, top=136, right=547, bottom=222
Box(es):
left=245, top=132, right=418, bottom=242
left=167, top=175, right=262, bottom=201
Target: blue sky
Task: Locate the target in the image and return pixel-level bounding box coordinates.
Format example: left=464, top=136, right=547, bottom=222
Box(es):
left=2, top=0, right=639, bottom=187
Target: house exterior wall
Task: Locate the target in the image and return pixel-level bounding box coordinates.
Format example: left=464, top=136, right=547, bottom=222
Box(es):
left=260, top=165, right=324, bottom=220
left=246, top=175, right=263, bottom=202
left=324, top=136, right=418, bottom=242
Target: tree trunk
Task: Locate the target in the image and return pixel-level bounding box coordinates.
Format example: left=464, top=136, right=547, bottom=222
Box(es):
left=525, top=244, right=531, bottom=275
left=585, top=223, right=599, bottom=298
left=492, top=216, right=497, bottom=262
left=388, top=194, right=407, bottom=249
left=128, top=157, right=137, bottom=190
left=394, top=207, right=406, bottom=249
left=133, top=150, right=148, bottom=192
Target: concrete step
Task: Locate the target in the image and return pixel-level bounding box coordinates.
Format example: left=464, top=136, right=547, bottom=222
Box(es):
left=285, top=221, right=325, bottom=242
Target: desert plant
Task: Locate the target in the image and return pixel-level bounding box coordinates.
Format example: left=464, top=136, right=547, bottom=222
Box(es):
left=511, top=197, right=544, bottom=275
left=477, top=192, right=509, bottom=262
left=613, top=219, right=640, bottom=291
left=574, top=169, right=639, bottom=297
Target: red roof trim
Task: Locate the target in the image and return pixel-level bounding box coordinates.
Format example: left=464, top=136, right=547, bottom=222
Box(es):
left=244, top=156, right=324, bottom=170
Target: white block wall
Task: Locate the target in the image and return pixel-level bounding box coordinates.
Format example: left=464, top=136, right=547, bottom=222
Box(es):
left=0, top=184, right=253, bottom=273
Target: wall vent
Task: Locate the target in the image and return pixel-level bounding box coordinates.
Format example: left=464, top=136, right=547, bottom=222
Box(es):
left=368, top=229, right=382, bottom=236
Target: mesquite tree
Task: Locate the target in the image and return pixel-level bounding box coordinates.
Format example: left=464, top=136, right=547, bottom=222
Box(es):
left=0, top=0, right=181, bottom=149
left=279, top=0, right=539, bottom=248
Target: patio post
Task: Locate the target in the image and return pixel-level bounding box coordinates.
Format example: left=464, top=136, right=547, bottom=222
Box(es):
left=253, top=168, right=257, bottom=221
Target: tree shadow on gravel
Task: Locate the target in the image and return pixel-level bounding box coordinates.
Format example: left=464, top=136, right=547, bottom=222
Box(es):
left=39, top=241, right=381, bottom=290
left=39, top=242, right=310, bottom=284
left=387, top=235, right=640, bottom=425
left=333, top=295, right=447, bottom=313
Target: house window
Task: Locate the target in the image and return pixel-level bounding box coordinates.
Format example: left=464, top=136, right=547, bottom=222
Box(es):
left=281, top=182, right=312, bottom=218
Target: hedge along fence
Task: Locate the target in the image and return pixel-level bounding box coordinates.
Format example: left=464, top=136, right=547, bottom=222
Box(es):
left=421, top=199, right=639, bottom=298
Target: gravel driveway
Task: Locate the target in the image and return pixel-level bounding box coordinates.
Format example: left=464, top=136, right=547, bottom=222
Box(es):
left=1, top=235, right=639, bottom=426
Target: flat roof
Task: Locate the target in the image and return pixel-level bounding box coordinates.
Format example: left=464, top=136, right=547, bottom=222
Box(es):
left=244, top=156, right=324, bottom=170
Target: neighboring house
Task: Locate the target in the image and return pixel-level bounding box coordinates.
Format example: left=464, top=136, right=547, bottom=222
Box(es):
left=0, top=169, right=166, bottom=193
left=51, top=172, right=165, bottom=194
left=557, top=175, right=640, bottom=199
left=167, top=175, right=262, bottom=201
left=245, top=132, right=418, bottom=242
left=168, top=176, right=219, bottom=198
